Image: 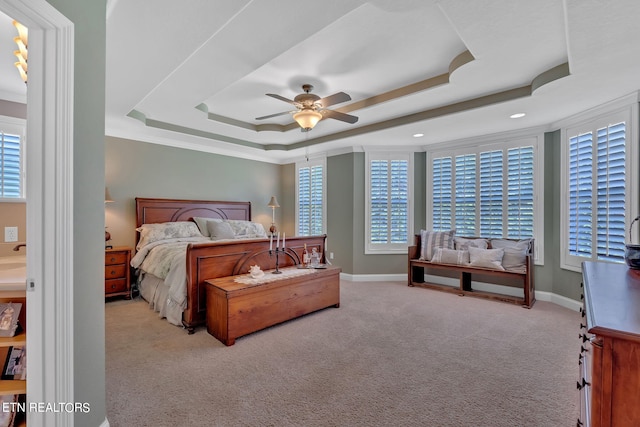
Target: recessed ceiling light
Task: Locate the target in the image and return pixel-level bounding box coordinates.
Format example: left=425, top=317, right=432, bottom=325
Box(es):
left=413, top=133, right=424, bottom=138
left=510, top=113, right=526, bottom=119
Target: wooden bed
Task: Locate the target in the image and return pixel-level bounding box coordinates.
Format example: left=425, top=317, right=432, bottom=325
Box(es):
left=135, top=197, right=327, bottom=333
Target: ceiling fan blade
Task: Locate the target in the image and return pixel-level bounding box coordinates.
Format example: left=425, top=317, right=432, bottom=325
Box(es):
left=322, top=109, right=359, bottom=124
left=318, top=92, right=351, bottom=108
left=255, top=111, right=291, bottom=120
left=266, top=93, right=297, bottom=105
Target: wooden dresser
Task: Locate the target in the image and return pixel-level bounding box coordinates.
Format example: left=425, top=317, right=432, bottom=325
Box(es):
left=105, top=247, right=132, bottom=299
left=580, top=261, right=640, bottom=427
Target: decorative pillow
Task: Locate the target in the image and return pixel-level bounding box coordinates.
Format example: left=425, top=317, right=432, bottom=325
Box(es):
left=490, top=239, right=532, bottom=272
left=431, top=248, right=470, bottom=265
left=192, top=217, right=222, bottom=237
left=224, top=220, right=268, bottom=238
left=136, top=221, right=202, bottom=250
left=420, top=229, right=455, bottom=261
left=207, top=220, right=235, bottom=240
left=454, top=237, right=489, bottom=251
left=468, top=247, right=505, bottom=270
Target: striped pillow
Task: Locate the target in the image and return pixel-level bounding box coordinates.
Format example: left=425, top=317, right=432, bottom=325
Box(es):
left=420, top=229, right=455, bottom=261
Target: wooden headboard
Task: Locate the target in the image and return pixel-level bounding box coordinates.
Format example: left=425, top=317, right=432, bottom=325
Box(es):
left=135, top=197, right=252, bottom=244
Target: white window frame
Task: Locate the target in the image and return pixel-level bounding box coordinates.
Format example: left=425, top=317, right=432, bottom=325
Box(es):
left=365, top=151, right=414, bottom=254
left=559, top=97, right=639, bottom=272
left=426, top=131, right=545, bottom=265
left=295, top=155, right=327, bottom=236
left=0, top=115, right=26, bottom=202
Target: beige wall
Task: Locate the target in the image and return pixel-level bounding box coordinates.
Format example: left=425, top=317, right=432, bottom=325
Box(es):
left=0, top=202, right=26, bottom=257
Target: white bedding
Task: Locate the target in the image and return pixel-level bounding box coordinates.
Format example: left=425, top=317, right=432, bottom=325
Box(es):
left=131, top=233, right=268, bottom=325
left=137, top=272, right=183, bottom=326
left=131, top=236, right=209, bottom=310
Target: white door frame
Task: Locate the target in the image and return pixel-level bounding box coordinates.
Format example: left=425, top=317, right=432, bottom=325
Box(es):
left=0, top=1, right=75, bottom=425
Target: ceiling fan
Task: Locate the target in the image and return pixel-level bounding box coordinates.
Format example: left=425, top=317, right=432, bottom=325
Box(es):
left=255, top=84, right=358, bottom=131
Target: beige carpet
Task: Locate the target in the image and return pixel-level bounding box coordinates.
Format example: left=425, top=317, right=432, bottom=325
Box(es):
left=106, top=280, right=579, bottom=427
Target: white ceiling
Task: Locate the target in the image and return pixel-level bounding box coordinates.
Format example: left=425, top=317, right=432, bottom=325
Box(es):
left=5, top=1, right=640, bottom=164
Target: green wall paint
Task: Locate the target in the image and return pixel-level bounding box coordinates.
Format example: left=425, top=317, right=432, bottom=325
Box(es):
left=105, top=137, right=282, bottom=250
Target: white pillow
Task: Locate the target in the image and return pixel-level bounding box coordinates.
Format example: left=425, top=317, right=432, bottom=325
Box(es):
left=420, top=229, right=455, bottom=261
left=468, top=247, right=505, bottom=270
left=136, top=221, right=202, bottom=250
left=192, top=217, right=222, bottom=237
left=454, top=237, right=488, bottom=251
left=490, top=239, right=531, bottom=272
left=225, top=220, right=267, bottom=238
left=431, top=248, right=470, bottom=265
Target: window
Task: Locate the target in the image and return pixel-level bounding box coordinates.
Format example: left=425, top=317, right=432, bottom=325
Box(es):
left=296, top=157, right=326, bottom=236
left=365, top=152, right=413, bottom=253
left=427, top=134, right=543, bottom=263
left=561, top=102, right=638, bottom=271
left=0, top=118, right=25, bottom=200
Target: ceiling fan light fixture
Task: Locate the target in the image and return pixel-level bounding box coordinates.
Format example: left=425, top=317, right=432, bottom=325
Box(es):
left=293, top=109, right=323, bottom=130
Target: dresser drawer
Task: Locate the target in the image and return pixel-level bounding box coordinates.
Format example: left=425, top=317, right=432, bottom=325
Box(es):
left=105, top=278, right=128, bottom=294
left=105, top=252, right=128, bottom=265
left=105, top=264, right=126, bottom=279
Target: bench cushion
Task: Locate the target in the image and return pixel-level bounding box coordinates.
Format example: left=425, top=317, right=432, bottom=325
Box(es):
left=431, top=248, right=469, bottom=265
left=468, top=247, right=505, bottom=270
left=420, top=229, right=455, bottom=261
left=490, top=239, right=532, bottom=272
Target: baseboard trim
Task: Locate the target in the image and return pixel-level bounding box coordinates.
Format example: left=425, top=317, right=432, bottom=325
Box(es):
left=340, top=273, right=582, bottom=311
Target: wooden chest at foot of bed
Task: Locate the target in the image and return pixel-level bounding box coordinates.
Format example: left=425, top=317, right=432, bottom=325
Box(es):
left=204, top=265, right=341, bottom=346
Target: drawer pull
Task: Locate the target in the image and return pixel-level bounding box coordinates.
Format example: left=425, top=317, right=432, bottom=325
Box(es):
left=576, top=378, right=590, bottom=390
left=578, top=354, right=583, bottom=366
left=581, top=345, right=588, bottom=354
left=577, top=418, right=583, bottom=426
left=580, top=323, right=586, bottom=329
left=579, top=333, right=589, bottom=343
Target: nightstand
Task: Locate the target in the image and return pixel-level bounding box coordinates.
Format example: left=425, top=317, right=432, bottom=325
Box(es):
left=105, top=246, right=132, bottom=299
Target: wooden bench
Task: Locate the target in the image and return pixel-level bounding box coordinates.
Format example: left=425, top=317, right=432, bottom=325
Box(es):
left=408, top=235, right=535, bottom=308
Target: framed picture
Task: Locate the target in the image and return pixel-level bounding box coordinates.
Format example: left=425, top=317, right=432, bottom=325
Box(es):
left=0, top=304, right=21, bottom=338
left=1, top=347, right=25, bottom=381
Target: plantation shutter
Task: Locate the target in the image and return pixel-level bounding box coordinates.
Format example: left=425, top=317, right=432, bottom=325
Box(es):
left=432, top=156, right=452, bottom=231
left=455, top=154, right=476, bottom=236
left=297, top=164, right=324, bottom=236
left=568, top=132, right=593, bottom=257
left=507, top=146, right=534, bottom=238
left=370, top=160, right=388, bottom=244
left=390, top=160, right=409, bottom=243
left=369, top=159, right=409, bottom=244
left=479, top=150, right=503, bottom=238
left=596, top=122, right=626, bottom=261
left=0, top=132, right=21, bottom=198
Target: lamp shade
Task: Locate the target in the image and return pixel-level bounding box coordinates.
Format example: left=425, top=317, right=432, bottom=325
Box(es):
left=105, top=187, right=114, bottom=203
left=267, top=196, right=280, bottom=208
left=293, top=110, right=322, bottom=130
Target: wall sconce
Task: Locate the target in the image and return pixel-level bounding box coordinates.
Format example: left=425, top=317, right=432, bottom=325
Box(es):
left=12, top=20, right=28, bottom=84
left=267, top=196, right=280, bottom=235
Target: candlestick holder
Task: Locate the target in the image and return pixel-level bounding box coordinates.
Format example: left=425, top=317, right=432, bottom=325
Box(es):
left=269, top=247, right=283, bottom=274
